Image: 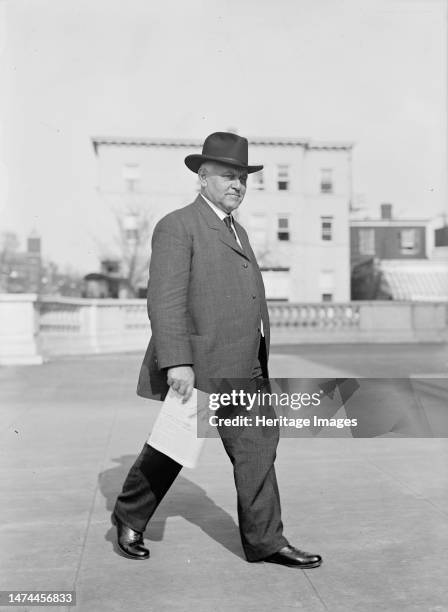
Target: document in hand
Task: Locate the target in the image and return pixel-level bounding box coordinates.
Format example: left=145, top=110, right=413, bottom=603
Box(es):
left=147, top=387, right=208, bottom=469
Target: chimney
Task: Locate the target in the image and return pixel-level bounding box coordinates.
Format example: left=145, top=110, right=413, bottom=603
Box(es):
left=380, top=203, right=392, bottom=220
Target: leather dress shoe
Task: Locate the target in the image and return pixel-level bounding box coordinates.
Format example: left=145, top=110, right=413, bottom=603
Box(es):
left=111, top=513, right=150, bottom=560
left=264, top=545, right=322, bottom=568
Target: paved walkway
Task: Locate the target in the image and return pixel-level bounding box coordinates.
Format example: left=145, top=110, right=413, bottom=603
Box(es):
left=1, top=345, right=448, bottom=611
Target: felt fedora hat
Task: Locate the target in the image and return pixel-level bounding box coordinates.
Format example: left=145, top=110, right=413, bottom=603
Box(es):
left=184, top=132, right=263, bottom=174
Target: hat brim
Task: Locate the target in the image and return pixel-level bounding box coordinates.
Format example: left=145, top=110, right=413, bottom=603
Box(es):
left=184, top=154, right=263, bottom=174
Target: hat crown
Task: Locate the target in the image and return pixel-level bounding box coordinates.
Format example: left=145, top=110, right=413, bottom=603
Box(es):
left=184, top=131, right=262, bottom=174
left=202, top=132, right=248, bottom=166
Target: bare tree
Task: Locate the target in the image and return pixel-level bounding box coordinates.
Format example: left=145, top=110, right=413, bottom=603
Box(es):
left=114, top=206, right=155, bottom=295
left=254, top=246, right=279, bottom=268
left=0, top=231, right=20, bottom=291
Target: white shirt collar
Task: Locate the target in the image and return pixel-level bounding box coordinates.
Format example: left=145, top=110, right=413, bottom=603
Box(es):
left=200, top=193, right=242, bottom=248
left=200, top=193, right=230, bottom=222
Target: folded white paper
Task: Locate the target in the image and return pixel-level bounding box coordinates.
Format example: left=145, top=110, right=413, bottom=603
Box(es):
left=148, top=387, right=207, bottom=469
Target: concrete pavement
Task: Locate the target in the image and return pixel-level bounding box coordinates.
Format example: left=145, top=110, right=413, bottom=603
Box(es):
left=1, top=345, right=448, bottom=611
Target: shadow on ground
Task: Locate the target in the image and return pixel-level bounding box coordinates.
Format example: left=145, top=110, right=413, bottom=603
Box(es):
left=98, top=455, right=243, bottom=559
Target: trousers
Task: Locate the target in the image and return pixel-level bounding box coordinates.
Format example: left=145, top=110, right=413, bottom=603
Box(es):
left=113, top=338, right=288, bottom=561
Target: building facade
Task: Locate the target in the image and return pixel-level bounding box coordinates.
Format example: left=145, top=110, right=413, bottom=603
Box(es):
left=92, top=136, right=354, bottom=302
left=350, top=204, right=428, bottom=260
left=0, top=232, right=42, bottom=293
left=435, top=225, right=448, bottom=248
left=350, top=204, right=448, bottom=301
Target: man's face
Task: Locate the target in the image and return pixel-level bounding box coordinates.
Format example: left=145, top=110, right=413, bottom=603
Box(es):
left=199, top=162, right=248, bottom=214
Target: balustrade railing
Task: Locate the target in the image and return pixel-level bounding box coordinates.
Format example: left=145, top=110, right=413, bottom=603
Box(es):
left=35, top=299, right=362, bottom=335
left=1, top=295, right=446, bottom=364
left=38, top=299, right=83, bottom=332
left=123, top=303, right=149, bottom=330
left=268, top=302, right=361, bottom=329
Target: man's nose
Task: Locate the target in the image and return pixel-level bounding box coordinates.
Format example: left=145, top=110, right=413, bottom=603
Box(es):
left=230, top=178, right=242, bottom=190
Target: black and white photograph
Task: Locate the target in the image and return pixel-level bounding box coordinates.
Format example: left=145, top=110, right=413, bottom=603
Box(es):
left=1, top=1, right=448, bottom=610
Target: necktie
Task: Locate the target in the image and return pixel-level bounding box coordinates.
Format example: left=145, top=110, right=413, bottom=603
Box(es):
left=223, top=215, right=237, bottom=240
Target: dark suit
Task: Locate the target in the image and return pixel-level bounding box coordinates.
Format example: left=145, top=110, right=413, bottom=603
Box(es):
left=114, top=195, right=288, bottom=561
left=137, top=195, right=270, bottom=398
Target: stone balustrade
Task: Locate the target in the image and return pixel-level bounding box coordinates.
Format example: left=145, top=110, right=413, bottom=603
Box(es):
left=0, top=294, right=43, bottom=365
left=0, top=295, right=447, bottom=364
left=36, top=296, right=151, bottom=356
left=269, top=302, right=361, bottom=330
left=269, top=301, right=448, bottom=343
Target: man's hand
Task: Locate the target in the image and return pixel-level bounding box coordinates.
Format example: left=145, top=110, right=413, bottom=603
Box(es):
left=166, top=366, right=195, bottom=403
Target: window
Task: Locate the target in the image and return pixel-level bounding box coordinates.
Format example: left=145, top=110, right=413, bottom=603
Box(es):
left=252, top=170, right=265, bottom=191
left=277, top=216, right=290, bottom=241
left=320, top=168, right=333, bottom=193
left=319, top=270, right=334, bottom=301
left=321, top=216, right=333, bottom=241
left=124, top=214, right=138, bottom=243
left=399, top=229, right=418, bottom=254
left=125, top=229, right=138, bottom=242
left=122, top=164, right=141, bottom=192
left=261, top=269, right=291, bottom=301
left=248, top=214, right=268, bottom=250
left=277, top=165, right=289, bottom=191
left=359, top=228, right=375, bottom=255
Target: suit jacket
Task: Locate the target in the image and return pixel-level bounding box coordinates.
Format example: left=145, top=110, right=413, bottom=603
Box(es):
left=137, top=195, right=270, bottom=399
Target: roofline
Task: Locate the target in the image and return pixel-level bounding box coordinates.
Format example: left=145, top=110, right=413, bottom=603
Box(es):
left=380, top=259, right=448, bottom=266
left=306, top=141, right=354, bottom=151
left=350, top=219, right=429, bottom=227
left=91, top=136, right=354, bottom=154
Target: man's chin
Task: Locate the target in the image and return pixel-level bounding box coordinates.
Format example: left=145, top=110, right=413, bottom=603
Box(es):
left=224, top=198, right=243, bottom=211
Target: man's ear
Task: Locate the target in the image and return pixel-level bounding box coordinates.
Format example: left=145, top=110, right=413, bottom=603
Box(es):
left=198, top=172, right=207, bottom=187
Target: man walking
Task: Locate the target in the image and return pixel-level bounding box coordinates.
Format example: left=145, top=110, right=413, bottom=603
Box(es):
left=112, top=132, right=322, bottom=569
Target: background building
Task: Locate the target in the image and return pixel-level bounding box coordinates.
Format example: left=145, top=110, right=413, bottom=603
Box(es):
left=92, top=136, right=354, bottom=302
left=0, top=230, right=84, bottom=297
left=350, top=204, right=448, bottom=301
left=434, top=224, right=448, bottom=260
left=83, top=260, right=134, bottom=299
left=0, top=230, right=42, bottom=293
left=350, top=203, right=428, bottom=260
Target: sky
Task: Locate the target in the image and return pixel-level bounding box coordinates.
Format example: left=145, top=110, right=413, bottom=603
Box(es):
left=0, top=0, right=446, bottom=272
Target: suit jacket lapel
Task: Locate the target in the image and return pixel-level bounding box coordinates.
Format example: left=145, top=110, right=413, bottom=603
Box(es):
left=194, top=195, right=250, bottom=261
left=234, top=219, right=257, bottom=263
